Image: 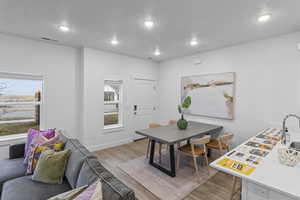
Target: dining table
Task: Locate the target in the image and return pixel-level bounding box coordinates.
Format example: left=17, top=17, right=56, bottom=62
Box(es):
left=135, top=121, right=223, bottom=177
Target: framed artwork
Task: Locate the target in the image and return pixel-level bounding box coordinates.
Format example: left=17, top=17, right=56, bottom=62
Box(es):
left=181, top=72, right=235, bottom=119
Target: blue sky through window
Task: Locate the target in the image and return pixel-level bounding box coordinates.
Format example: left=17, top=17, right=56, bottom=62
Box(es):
left=0, top=78, right=42, bottom=96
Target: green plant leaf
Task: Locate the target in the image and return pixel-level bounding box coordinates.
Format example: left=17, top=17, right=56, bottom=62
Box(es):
left=223, top=91, right=233, bottom=102
left=178, top=105, right=182, bottom=114
left=223, top=91, right=229, bottom=99
left=182, top=96, right=191, bottom=109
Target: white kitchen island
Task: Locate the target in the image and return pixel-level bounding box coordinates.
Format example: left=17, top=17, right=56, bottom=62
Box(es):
left=210, top=128, right=300, bottom=200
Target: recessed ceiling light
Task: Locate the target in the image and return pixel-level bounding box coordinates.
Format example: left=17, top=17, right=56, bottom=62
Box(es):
left=190, top=38, right=199, bottom=46
left=144, top=19, right=155, bottom=29
left=154, top=48, right=161, bottom=56
left=258, top=14, right=271, bottom=22
left=110, top=38, right=119, bottom=46
left=58, top=25, right=70, bottom=32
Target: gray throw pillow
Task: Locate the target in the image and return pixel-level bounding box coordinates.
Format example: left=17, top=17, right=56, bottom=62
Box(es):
left=32, top=149, right=71, bottom=184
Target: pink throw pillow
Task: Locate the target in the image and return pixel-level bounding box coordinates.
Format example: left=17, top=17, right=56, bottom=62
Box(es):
left=33, top=133, right=60, bottom=146
left=24, top=128, right=56, bottom=157
left=74, top=180, right=102, bottom=200
left=24, top=133, right=60, bottom=165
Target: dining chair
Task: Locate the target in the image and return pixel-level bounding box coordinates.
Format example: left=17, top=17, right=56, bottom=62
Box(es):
left=167, top=120, right=180, bottom=150
left=177, top=135, right=211, bottom=178
left=206, top=132, right=234, bottom=156
left=146, top=123, right=163, bottom=163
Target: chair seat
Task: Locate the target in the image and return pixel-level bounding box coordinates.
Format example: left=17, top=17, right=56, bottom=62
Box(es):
left=178, top=144, right=204, bottom=155
left=206, top=139, right=228, bottom=150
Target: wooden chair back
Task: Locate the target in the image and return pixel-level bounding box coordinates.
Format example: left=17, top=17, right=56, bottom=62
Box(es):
left=219, top=132, right=234, bottom=144
left=191, top=135, right=211, bottom=155
left=216, top=132, right=234, bottom=152
left=192, top=135, right=211, bottom=146
left=168, top=120, right=177, bottom=125
left=149, top=123, right=161, bottom=128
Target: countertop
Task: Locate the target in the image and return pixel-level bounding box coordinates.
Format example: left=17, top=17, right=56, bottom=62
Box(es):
left=210, top=129, right=300, bottom=200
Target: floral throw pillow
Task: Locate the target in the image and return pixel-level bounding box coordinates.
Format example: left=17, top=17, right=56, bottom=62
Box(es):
left=24, top=128, right=56, bottom=157
left=24, top=133, right=60, bottom=164
left=74, top=180, right=102, bottom=200
left=26, top=141, right=65, bottom=175
left=47, top=185, right=88, bottom=200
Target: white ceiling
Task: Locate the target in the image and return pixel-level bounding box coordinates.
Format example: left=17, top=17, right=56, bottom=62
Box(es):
left=0, top=0, right=299, bottom=61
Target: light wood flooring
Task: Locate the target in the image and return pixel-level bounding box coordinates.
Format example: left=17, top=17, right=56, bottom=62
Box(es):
left=94, top=139, right=241, bottom=200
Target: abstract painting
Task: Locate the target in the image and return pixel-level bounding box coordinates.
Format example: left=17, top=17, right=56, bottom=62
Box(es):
left=181, top=72, right=235, bottom=119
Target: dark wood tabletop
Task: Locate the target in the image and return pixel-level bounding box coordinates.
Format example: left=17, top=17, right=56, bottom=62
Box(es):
left=136, top=121, right=223, bottom=144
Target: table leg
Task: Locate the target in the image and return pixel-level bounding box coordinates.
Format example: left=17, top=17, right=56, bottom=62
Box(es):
left=149, top=140, right=176, bottom=177
left=149, top=139, right=156, bottom=165
left=169, top=144, right=176, bottom=177
left=207, top=148, right=211, bottom=157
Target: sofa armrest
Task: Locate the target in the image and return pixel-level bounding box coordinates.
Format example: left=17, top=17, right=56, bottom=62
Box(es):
left=101, top=171, right=136, bottom=200
left=9, top=143, right=25, bottom=159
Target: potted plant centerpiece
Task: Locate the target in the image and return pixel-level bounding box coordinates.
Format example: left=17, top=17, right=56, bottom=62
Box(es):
left=177, top=96, right=191, bottom=130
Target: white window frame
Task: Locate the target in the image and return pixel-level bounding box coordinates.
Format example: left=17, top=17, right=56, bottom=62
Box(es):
left=0, top=72, right=44, bottom=137
left=103, top=80, right=123, bottom=131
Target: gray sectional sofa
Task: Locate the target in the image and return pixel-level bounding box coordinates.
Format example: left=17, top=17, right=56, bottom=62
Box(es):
left=0, top=136, right=135, bottom=200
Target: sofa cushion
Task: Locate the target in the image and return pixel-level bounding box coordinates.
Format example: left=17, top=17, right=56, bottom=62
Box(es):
left=64, top=139, right=94, bottom=188
left=48, top=185, right=88, bottom=200
left=59, top=133, right=69, bottom=143
left=26, top=141, right=66, bottom=174
left=0, top=158, right=26, bottom=192
left=1, top=176, right=71, bottom=200
left=24, top=128, right=56, bottom=157
left=23, top=133, right=61, bottom=165
left=76, top=157, right=106, bottom=187
left=74, top=180, right=102, bottom=200
left=77, top=157, right=135, bottom=200
left=32, top=149, right=71, bottom=184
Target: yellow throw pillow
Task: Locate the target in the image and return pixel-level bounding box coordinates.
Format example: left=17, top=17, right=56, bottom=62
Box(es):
left=26, top=141, right=65, bottom=174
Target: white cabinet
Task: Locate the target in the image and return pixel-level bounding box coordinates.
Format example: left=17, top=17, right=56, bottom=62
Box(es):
left=242, top=179, right=297, bottom=200
left=243, top=180, right=269, bottom=200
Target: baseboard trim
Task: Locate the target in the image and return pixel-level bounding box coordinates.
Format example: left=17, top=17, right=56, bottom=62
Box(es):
left=133, top=137, right=147, bottom=142
left=87, top=138, right=133, bottom=152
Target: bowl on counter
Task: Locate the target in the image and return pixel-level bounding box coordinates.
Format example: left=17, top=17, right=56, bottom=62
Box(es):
left=278, top=147, right=300, bottom=167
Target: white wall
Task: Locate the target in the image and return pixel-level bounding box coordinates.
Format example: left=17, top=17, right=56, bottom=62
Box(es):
left=0, top=34, right=159, bottom=153
left=1, top=30, right=299, bottom=152
left=158, top=31, right=300, bottom=145
left=0, top=33, right=81, bottom=140
left=81, top=48, right=159, bottom=150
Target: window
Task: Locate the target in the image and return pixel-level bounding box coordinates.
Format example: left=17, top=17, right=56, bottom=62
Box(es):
left=104, top=80, right=123, bottom=128
left=0, top=73, right=43, bottom=137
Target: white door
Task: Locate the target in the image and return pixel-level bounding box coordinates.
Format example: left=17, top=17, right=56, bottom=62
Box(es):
left=130, top=78, right=158, bottom=140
